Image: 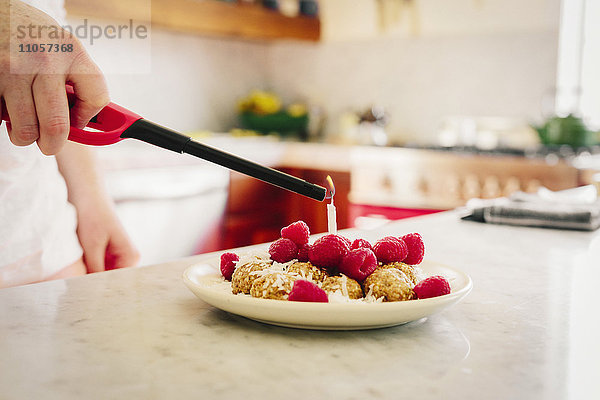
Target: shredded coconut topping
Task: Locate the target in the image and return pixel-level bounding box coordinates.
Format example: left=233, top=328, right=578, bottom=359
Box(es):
left=227, top=250, right=413, bottom=304
left=249, top=259, right=297, bottom=278
left=234, top=250, right=271, bottom=271
left=363, top=283, right=384, bottom=303
left=340, top=274, right=349, bottom=298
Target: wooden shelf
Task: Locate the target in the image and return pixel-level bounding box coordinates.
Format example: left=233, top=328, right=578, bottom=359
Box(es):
left=65, top=0, right=320, bottom=41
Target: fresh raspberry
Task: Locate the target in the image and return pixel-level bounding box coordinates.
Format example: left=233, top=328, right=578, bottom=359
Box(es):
left=373, top=236, right=408, bottom=264
left=288, top=279, right=328, bottom=303
left=308, top=234, right=350, bottom=270
left=297, top=243, right=311, bottom=262
left=269, top=238, right=298, bottom=263
left=401, top=233, right=425, bottom=265
left=340, top=236, right=352, bottom=248
left=351, top=238, right=373, bottom=251
left=281, top=220, right=310, bottom=246
left=338, top=248, right=377, bottom=282
left=414, top=276, right=451, bottom=299
left=220, top=252, right=239, bottom=281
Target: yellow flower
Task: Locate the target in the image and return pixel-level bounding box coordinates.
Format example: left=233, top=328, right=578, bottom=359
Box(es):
left=237, top=90, right=282, bottom=115
left=286, top=103, right=307, bottom=117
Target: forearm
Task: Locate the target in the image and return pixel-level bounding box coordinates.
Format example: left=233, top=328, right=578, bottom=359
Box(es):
left=55, top=141, right=111, bottom=209
left=56, top=142, right=139, bottom=271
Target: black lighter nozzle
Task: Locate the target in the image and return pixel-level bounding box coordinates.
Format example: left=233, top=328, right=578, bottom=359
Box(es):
left=183, top=139, right=327, bottom=202
left=121, top=119, right=192, bottom=153
left=121, top=119, right=327, bottom=202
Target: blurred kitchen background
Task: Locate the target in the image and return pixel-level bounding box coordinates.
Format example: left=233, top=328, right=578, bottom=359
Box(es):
left=63, top=0, right=600, bottom=265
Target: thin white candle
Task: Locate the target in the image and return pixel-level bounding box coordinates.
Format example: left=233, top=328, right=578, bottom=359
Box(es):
left=326, top=175, right=337, bottom=234
left=327, top=200, right=337, bottom=235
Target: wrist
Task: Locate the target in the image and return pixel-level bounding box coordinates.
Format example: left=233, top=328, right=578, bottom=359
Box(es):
left=56, top=142, right=112, bottom=210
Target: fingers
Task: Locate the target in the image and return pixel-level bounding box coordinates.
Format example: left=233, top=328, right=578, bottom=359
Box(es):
left=1, top=41, right=108, bottom=153
left=0, top=98, right=7, bottom=128
left=32, top=75, right=69, bottom=155
left=104, top=231, right=140, bottom=270
left=3, top=82, right=40, bottom=147
left=2, top=69, right=108, bottom=154
left=4, top=76, right=72, bottom=155
left=80, top=222, right=139, bottom=273
left=67, top=56, right=110, bottom=129
left=81, top=236, right=108, bottom=274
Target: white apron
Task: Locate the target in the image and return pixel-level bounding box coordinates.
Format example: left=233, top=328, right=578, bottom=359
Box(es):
left=0, top=0, right=82, bottom=287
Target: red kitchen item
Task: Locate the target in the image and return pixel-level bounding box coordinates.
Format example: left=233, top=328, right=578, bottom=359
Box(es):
left=65, top=86, right=142, bottom=146
left=349, top=204, right=443, bottom=226
left=1, top=86, right=327, bottom=202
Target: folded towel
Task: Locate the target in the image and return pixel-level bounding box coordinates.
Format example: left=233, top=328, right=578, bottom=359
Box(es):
left=461, top=186, right=600, bottom=231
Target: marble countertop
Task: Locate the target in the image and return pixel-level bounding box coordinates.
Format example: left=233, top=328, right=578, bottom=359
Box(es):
left=1, top=212, right=599, bottom=400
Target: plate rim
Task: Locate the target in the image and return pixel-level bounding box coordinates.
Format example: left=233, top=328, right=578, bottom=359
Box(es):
left=182, top=258, right=472, bottom=326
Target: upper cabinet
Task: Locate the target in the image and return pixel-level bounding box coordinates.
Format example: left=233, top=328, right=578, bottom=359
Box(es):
left=64, top=0, right=321, bottom=42
left=318, top=0, right=560, bottom=41
left=64, top=0, right=559, bottom=43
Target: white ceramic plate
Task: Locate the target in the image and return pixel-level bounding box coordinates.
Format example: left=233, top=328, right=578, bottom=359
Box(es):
left=183, top=259, right=472, bottom=330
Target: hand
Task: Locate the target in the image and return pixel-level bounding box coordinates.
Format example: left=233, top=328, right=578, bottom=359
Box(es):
left=76, top=197, right=140, bottom=272
left=0, top=0, right=109, bottom=155
left=56, top=142, right=140, bottom=273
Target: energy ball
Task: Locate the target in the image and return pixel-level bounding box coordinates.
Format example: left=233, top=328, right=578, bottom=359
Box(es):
left=321, top=275, right=363, bottom=300
left=379, top=262, right=424, bottom=286
left=250, top=272, right=296, bottom=300
left=287, top=262, right=328, bottom=283
left=363, top=268, right=415, bottom=302
left=231, top=261, right=271, bottom=295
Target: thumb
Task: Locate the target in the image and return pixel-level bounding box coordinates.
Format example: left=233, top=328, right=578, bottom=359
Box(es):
left=67, top=58, right=110, bottom=129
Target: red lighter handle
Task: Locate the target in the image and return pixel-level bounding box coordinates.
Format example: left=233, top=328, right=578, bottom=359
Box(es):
left=66, top=86, right=142, bottom=146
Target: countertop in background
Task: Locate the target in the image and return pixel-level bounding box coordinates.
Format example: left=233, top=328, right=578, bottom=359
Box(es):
left=1, top=211, right=599, bottom=399
left=94, top=134, right=600, bottom=175
left=94, top=135, right=354, bottom=173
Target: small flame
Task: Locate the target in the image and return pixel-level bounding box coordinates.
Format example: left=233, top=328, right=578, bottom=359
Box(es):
left=325, top=175, right=335, bottom=201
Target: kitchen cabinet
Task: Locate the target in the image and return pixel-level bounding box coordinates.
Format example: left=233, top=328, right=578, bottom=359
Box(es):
left=281, top=168, right=351, bottom=233
left=318, top=0, right=559, bottom=41
left=221, top=168, right=350, bottom=249
left=222, top=171, right=288, bottom=249
left=65, top=0, right=320, bottom=41
left=349, top=147, right=581, bottom=211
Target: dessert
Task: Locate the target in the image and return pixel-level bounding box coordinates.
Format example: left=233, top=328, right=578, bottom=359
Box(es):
left=220, top=252, right=239, bottom=281
left=414, top=275, right=452, bottom=299
left=250, top=272, right=296, bottom=300
left=281, top=220, right=310, bottom=245
left=231, top=260, right=271, bottom=294
left=363, top=268, right=415, bottom=302
left=338, top=248, right=377, bottom=282
left=268, top=238, right=298, bottom=263
left=221, top=220, right=451, bottom=303
left=297, top=244, right=310, bottom=262
left=287, top=261, right=328, bottom=283
left=308, top=234, right=350, bottom=269
left=288, top=280, right=328, bottom=302
left=378, top=262, right=424, bottom=286
left=351, top=238, right=373, bottom=251
left=372, top=236, right=408, bottom=264
left=321, top=275, right=363, bottom=300
left=401, top=233, right=425, bottom=265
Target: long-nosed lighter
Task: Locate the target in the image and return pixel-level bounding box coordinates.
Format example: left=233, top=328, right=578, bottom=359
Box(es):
left=35, top=87, right=328, bottom=202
